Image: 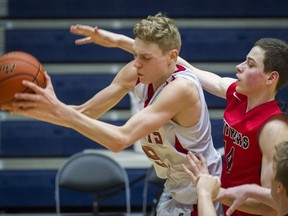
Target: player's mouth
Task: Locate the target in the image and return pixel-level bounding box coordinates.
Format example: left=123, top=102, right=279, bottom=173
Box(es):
left=137, top=72, right=143, bottom=77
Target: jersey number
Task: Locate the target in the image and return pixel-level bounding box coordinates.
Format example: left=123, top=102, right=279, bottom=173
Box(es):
left=142, top=132, right=167, bottom=168
left=225, top=146, right=235, bottom=173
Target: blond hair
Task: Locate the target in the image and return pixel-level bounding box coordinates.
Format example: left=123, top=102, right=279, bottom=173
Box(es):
left=133, top=12, right=181, bottom=54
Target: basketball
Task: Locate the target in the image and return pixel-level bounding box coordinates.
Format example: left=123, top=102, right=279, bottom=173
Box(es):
left=0, top=51, right=46, bottom=105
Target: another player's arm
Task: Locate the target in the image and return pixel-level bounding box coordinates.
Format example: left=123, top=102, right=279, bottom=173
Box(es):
left=197, top=175, right=220, bottom=216
left=177, top=57, right=236, bottom=99
left=259, top=115, right=288, bottom=188
left=218, top=187, right=278, bottom=216
left=71, top=62, right=136, bottom=119
left=70, top=25, right=236, bottom=99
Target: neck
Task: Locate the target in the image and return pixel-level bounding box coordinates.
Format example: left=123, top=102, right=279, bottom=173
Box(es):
left=246, top=92, right=276, bottom=112
left=152, top=64, right=177, bottom=91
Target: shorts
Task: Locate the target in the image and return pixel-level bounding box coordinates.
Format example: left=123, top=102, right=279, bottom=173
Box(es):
left=156, top=188, right=195, bottom=216
left=156, top=188, right=224, bottom=216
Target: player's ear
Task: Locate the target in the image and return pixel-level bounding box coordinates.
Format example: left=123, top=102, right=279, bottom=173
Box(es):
left=168, top=49, right=178, bottom=63
left=276, top=180, right=285, bottom=194
left=266, top=71, right=279, bottom=85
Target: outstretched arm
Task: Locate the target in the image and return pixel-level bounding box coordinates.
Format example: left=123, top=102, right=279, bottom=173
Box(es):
left=4, top=62, right=137, bottom=152
left=7, top=62, right=199, bottom=155
left=217, top=185, right=278, bottom=216
left=177, top=57, right=235, bottom=99
left=70, top=24, right=236, bottom=98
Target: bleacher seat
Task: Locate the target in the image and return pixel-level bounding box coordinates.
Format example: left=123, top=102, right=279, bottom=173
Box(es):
left=211, top=119, right=224, bottom=150
left=5, top=28, right=288, bottom=63
left=51, top=74, right=131, bottom=108
left=0, top=120, right=132, bottom=157
left=0, top=118, right=225, bottom=157
left=7, top=0, right=288, bottom=18
left=0, top=168, right=147, bottom=210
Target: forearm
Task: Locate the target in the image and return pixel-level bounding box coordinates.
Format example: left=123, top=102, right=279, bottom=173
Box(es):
left=177, top=57, right=233, bottom=99
left=244, top=186, right=277, bottom=210
left=219, top=187, right=278, bottom=215
left=197, top=191, right=217, bottom=216
left=59, top=105, right=133, bottom=152
left=115, top=34, right=134, bottom=54
left=74, top=85, right=128, bottom=119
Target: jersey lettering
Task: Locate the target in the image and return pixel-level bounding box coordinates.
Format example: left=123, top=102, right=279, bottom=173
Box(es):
left=147, top=131, right=163, bottom=145
left=142, top=145, right=168, bottom=168
left=223, top=120, right=250, bottom=149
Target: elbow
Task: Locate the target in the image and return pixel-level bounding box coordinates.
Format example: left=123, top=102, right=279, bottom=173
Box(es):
left=264, top=208, right=279, bottom=216
left=260, top=205, right=278, bottom=216
left=108, top=146, right=125, bottom=153
left=106, top=137, right=131, bottom=153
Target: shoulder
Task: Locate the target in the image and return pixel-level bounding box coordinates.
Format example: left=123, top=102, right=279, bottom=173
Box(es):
left=171, top=76, right=199, bottom=97
left=259, top=114, right=288, bottom=150
left=113, top=60, right=138, bottom=91
left=261, top=114, right=288, bottom=132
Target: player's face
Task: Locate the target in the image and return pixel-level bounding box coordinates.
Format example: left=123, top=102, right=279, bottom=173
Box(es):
left=235, top=46, right=268, bottom=96
left=132, top=38, right=171, bottom=85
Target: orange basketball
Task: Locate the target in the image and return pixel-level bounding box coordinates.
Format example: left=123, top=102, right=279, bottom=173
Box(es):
left=0, top=51, right=46, bottom=105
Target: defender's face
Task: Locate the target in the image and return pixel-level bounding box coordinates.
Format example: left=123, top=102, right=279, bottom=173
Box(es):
left=235, top=46, right=268, bottom=96
left=132, top=38, right=171, bottom=84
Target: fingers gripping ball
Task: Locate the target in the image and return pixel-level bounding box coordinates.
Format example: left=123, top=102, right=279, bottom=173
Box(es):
left=0, top=51, right=46, bottom=105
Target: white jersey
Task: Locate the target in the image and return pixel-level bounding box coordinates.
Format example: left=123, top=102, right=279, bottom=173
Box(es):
left=133, top=65, right=222, bottom=205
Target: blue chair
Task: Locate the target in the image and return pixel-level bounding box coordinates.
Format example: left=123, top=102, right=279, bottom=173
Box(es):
left=55, top=151, right=131, bottom=216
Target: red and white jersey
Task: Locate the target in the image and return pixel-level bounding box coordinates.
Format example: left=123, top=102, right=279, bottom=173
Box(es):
left=133, top=65, right=222, bottom=205
left=222, top=82, right=284, bottom=216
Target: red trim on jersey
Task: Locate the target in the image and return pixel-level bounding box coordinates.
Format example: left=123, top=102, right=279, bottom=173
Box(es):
left=136, top=77, right=141, bottom=85
left=175, top=136, right=188, bottom=154
left=190, top=204, right=198, bottom=216
left=175, top=64, right=186, bottom=72
left=144, top=84, right=154, bottom=108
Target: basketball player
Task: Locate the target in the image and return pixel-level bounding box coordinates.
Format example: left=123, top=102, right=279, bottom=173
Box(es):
left=67, top=25, right=288, bottom=215
left=3, top=13, right=222, bottom=216
left=182, top=141, right=288, bottom=216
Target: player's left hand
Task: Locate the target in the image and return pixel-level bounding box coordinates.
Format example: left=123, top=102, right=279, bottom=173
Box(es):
left=181, top=151, right=209, bottom=185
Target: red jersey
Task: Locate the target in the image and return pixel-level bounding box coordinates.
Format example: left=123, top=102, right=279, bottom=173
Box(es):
left=221, top=82, right=283, bottom=216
